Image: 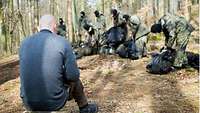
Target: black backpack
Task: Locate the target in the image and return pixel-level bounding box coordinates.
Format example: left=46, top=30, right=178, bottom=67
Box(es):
left=105, top=27, right=126, bottom=48
left=146, top=48, right=176, bottom=74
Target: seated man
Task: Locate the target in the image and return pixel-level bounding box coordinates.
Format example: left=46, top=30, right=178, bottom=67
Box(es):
left=116, top=15, right=149, bottom=60
left=19, top=15, right=98, bottom=113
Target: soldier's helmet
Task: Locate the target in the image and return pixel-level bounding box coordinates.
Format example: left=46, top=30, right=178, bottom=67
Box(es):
left=59, top=18, right=64, bottom=24
left=80, top=11, right=85, bottom=17
left=123, top=14, right=130, bottom=22
left=150, top=23, right=162, bottom=33
left=111, top=9, right=118, bottom=17
left=129, top=15, right=141, bottom=25
left=94, top=10, right=100, bottom=17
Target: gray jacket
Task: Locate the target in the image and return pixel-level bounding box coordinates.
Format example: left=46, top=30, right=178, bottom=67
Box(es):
left=19, top=29, right=79, bottom=111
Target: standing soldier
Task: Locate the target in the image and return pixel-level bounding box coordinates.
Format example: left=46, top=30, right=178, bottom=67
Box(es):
left=57, top=18, right=66, bottom=37
left=128, top=15, right=149, bottom=57
left=75, top=11, right=97, bottom=59
left=117, top=15, right=150, bottom=59
left=78, top=11, right=95, bottom=44
left=94, top=10, right=106, bottom=46
left=150, top=13, right=194, bottom=69
left=78, top=11, right=87, bottom=43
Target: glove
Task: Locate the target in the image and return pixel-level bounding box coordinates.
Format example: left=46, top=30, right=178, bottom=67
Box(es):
left=88, top=27, right=92, bottom=32
left=76, top=31, right=81, bottom=37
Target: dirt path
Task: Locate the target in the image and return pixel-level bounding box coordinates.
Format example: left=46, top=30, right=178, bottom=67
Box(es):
left=0, top=55, right=199, bottom=113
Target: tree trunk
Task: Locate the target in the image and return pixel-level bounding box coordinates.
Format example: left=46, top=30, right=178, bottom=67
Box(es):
left=164, top=0, right=169, bottom=14
left=67, top=0, right=73, bottom=42
left=102, top=0, right=104, bottom=13
left=72, top=0, right=78, bottom=42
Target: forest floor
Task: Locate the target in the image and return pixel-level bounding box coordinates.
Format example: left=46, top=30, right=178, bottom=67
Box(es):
left=0, top=40, right=199, bottom=113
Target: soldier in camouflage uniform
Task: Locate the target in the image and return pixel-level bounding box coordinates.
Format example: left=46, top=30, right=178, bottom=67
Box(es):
left=116, top=15, right=149, bottom=59
left=93, top=10, right=106, bottom=51
left=75, top=11, right=97, bottom=59
left=78, top=11, right=96, bottom=44
left=150, top=13, right=194, bottom=68
left=94, top=10, right=106, bottom=39
left=57, top=18, right=66, bottom=37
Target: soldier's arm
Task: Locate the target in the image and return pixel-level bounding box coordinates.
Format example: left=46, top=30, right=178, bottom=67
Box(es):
left=100, top=16, right=106, bottom=28
left=158, top=17, right=176, bottom=48
left=166, top=22, right=176, bottom=48
left=63, top=25, right=66, bottom=31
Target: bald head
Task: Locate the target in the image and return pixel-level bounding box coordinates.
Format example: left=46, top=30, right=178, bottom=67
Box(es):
left=39, top=15, right=57, bottom=33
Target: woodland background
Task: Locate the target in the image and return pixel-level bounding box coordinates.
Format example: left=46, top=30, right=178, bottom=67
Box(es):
left=0, top=1, right=199, bottom=113
left=0, top=0, right=199, bottom=57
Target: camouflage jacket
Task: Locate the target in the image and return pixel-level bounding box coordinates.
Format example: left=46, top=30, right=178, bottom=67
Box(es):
left=158, top=14, right=194, bottom=48
left=57, top=24, right=66, bottom=37
left=95, top=14, right=106, bottom=31
left=78, top=16, right=93, bottom=32
left=128, top=15, right=149, bottom=41
left=129, top=24, right=149, bottom=41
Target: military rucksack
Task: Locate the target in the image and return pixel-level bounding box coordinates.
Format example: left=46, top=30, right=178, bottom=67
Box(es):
left=105, top=27, right=126, bottom=49
left=146, top=48, right=176, bottom=74
left=116, top=40, right=139, bottom=60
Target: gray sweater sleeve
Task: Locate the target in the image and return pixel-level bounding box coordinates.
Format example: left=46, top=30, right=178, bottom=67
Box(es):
left=63, top=41, right=80, bottom=81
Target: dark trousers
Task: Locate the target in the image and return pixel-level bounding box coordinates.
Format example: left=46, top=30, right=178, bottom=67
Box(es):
left=24, top=79, right=88, bottom=112
left=66, top=79, right=88, bottom=108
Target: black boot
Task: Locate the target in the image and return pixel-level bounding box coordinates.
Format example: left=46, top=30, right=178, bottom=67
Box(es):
left=79, top=103, right=98, bottom=113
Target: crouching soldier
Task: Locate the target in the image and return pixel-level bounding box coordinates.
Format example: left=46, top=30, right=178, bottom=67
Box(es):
left=147, top=14, right=194, bottom=74
left=116, top=15, right=149, bottom=60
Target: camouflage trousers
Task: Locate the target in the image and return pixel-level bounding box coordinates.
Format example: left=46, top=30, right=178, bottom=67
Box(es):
left=173, top=31, right=191, bottom=68
left=96, top=29, right=106, bottom=46
left=135, top=35, right=148, bottom=57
